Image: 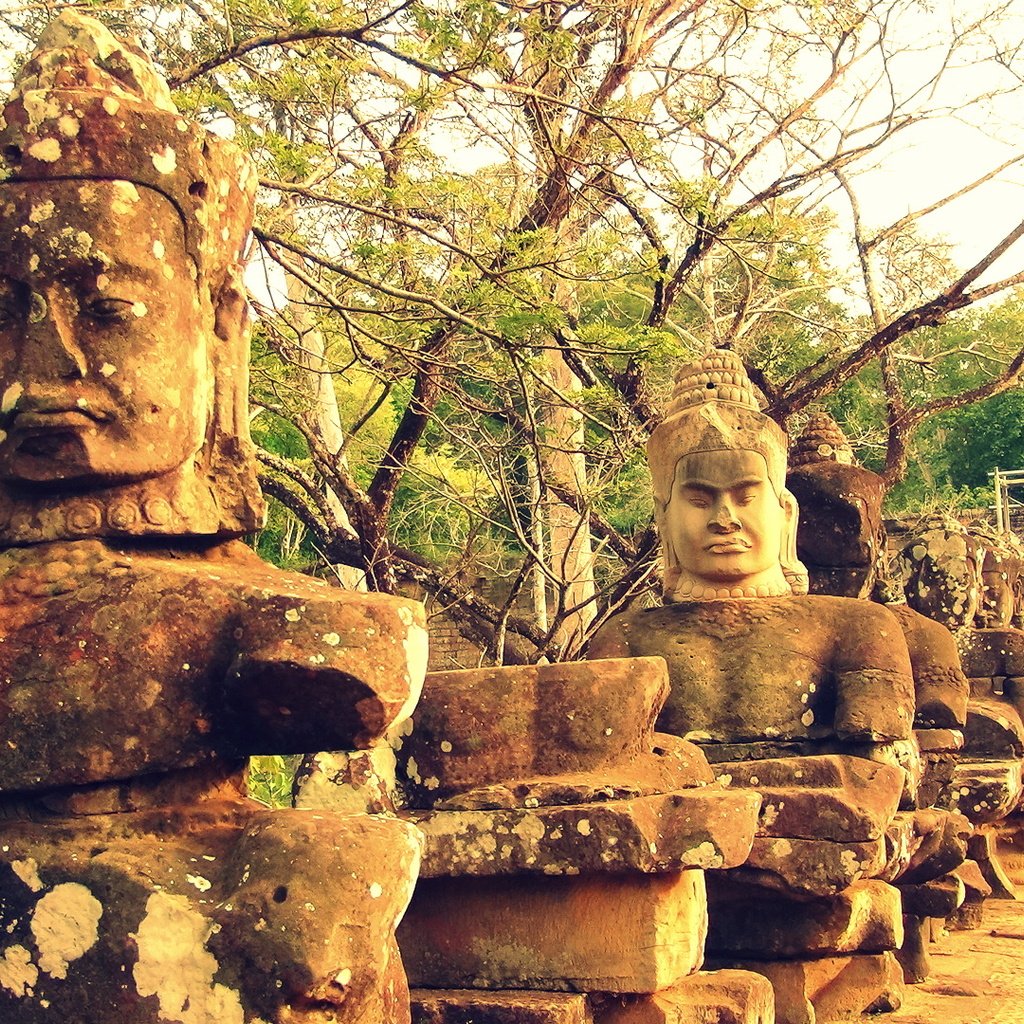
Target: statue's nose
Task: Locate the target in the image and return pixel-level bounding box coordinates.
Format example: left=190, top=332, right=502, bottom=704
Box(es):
left=20, top=291, right=88, bottom=380
left=709, top=499, right=740, bottom=531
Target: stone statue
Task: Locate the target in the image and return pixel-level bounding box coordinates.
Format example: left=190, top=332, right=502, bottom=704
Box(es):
left=0, top=13, right=426, bottom=1022
left=787, top=412, right=887, bottom=600
left=587, top=351, right=961, bottom=1021
left=590, top=351, right=915, bottom=751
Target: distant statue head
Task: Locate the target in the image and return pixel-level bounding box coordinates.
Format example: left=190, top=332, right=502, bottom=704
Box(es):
left=895, top=515, right=984, bottom=629
left=0, top=11, right=264, bottom=541
left=786, top=412, right=887, bottom=599
left=647, top=349, right=807, bottom=600
left=968, top=524, right=1024, bottom=629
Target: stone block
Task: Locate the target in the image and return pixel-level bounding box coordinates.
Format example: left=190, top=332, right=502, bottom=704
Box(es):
left=293, top=745, right=399, bottom=814
left=397, top=658, right=685, bottom=808
left=958, top=628, right=1024, bottom=678
left=939, top=760, right=1023, bottom=825
left=714, top=756, right=902, bottom=841
left=412, top=990, right=592, bottom=1023
left=891, top=808, right=971, bottom=885
left=724, top=835, right=886, bottom=898
left=592, top=969, right=774, bottom=1023
left=399, top=871, right=707, bottom=993
left=962, top=698, right=1024, bottom=758
left=411, top=787, right=761, bottom=878
left=898, top=873, right=965, bottom=918
left=887, top=605, right=968, bottom=729
left=705, top=880, right=902, bottom=958
left=709, top=953, right=903, bottom=1024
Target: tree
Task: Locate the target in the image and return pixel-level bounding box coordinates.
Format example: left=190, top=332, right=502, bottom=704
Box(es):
left=5, top=0, right=1024, bottom=662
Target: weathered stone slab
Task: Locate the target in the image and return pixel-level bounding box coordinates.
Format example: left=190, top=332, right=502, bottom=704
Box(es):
left=723, top=835, right=887, bottom=898
left=398, top=871, right=707, bottom=993
left=898, top=873, right=964, bottom=918
left=591, top=970, right=775, bottom=1023
left=412, top=990, right=592, bottom=1023
left=706, top=880, right=903, bottom=958
left=396, top=658, right=681, bottom=808
left=939, top=760, right=1023, bottom=825
left=411, top=787, right=760, bottom=877
left=708, top=952, right=903, bottom=1024
left=962, top=698, right=1024, bottom=758
left=714, top=755, right=902, bottom=841
left=958, top=627, right=1024, bottom=678
left=0, top=803, right=422, bottom=1022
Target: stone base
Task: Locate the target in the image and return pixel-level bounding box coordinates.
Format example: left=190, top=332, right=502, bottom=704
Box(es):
left=973, top=827, right=1019, bottom=898
left=706, top=881, right=902, bottom=958
left=0, top=802, right=421, bottom=1023
left=412, top=989, right=592, bottom=1023
left=895, top=914, right=931, bottom=984
left=399, top=871, right=707, bottom=993
left=708, top=953, right=903, bottom=1024
left=591, top=970, right=775, bottom=1023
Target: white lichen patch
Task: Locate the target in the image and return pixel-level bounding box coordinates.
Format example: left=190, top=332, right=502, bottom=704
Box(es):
left=57, top=115, right=80, bottom=138
left=131, top=301, right=148, bottom=318
left=321, top=632, right=340, bottom=646
left=31, top=883, right=103, bottom=980
left=27, top=138, right=61, bottom=163
left=102, top=97, right=120, bottom=116
left=132, top=891, right=244, bottom=1024
left=152, top=239, right=165, bottom=259
left=186, top=874, right=212, bottom=893
left=0, top=944, right=37, bottom=997
left=576, top=819, right=592, bottom=836
left=369, top=882, right=383, bottom=899
left=800, top=709, right=815, bottom=727
left=151, top=147, right=178, bottom=174
left=100, top=363, right=117, bottom=377
left=2, top=383, right=23, bottom=413
left=28, top=201, right=54, bottom=224
left=11, top=858, right=43, bottom=893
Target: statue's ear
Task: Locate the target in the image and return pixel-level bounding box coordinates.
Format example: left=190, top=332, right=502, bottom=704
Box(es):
left=212, top=265, right=248, bottom=345
left=780, top=487, right=809, bottom=595
left=654, top=497, right=679, bottom=599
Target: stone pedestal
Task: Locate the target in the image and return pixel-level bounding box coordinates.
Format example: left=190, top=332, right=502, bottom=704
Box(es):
left=395, top=659, right=769, bottom=1023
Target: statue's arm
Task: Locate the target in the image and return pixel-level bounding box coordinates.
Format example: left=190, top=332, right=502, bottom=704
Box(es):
left=221, top=591, right=426, bottom=755
left=832, top=602, right=916, bottom=742
left=586, top=615, right=633, bottom=660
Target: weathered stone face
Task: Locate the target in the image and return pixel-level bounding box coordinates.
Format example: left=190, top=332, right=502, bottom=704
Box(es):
left=0, top=181, right=208, bottom=487
left=665, top=450, right=787, bottom=596
left=647, top=349, right=805, bottom=600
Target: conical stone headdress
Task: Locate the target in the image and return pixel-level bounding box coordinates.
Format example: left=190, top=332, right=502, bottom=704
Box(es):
left=648, top=350, right=788, bottom=507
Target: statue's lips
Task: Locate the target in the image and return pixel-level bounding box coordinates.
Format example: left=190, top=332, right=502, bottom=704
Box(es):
left=705, top=539, right=751, bottom=553
left=7, top=407, right=112, bottom=430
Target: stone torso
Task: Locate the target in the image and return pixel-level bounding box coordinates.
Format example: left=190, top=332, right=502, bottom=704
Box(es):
left=588, top=595, right=914, bottom=746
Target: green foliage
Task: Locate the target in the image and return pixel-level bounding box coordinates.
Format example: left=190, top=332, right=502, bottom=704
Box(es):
left=248, top=755, right=302, bottom=808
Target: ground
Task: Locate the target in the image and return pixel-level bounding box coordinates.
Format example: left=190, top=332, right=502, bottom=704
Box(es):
left=857, top=901, right=1024, bottom=1024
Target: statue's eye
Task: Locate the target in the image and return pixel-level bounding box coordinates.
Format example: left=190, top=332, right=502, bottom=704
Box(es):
left=85, top=296, right=134, bottom=321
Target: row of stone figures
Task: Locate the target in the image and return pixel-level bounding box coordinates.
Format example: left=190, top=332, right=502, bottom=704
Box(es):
left=0, top=11, right=1007, bottom=1024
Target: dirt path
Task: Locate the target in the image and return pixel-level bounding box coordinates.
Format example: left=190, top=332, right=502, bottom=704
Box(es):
left=856, top=900, right=1024, bottom=1024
